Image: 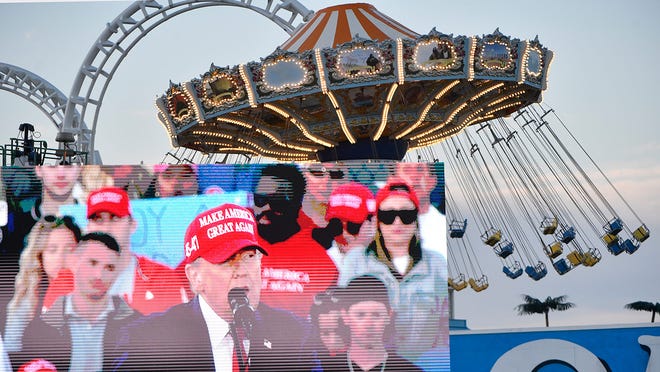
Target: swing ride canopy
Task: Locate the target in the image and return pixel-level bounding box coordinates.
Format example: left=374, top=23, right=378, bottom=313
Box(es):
left=156, top=3, right=552, bottom=162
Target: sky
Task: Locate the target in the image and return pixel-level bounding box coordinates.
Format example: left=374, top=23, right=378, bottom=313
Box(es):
left=0, top=0, right=659, bottom=330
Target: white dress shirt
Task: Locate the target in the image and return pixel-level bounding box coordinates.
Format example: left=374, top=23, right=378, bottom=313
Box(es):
left=199, top=295, right=234, bottom=372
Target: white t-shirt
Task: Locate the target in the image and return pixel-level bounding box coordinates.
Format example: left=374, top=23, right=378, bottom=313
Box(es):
left=327, top=242, right=345, bottom=270
left=109, top=254, right=137, bottom=301
left=392, top=255, right=411, bottom=275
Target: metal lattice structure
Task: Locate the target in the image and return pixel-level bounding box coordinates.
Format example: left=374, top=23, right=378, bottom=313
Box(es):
left=0, top=62, right=84, bottom=135
left=61, top=0, right=313, bottom=163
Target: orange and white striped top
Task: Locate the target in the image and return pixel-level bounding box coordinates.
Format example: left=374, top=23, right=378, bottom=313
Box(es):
left=280, top=3, right=419, bottom=52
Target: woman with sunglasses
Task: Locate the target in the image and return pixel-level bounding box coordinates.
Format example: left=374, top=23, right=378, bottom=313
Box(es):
left=3, top=215, right=81, bottom=352
left=338, top=180, right=449, bottom=366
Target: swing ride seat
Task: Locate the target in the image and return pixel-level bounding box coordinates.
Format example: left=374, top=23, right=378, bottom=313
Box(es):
left=607, top=242, right=625, bottom=256
left=525, top=262, right=548, bottom=281
left=449, top=219, right=468, bottom=238
left=557, top=226, right=576, bottom=244
left=581, top=248, right=602, bottom=267
left=633, top=224, right=650, bottom=242
left=541, top=217, right=558, bottom=235
left=468, top=276, right=489, bottom=292
left=602, top=233, right=618, bottom=245
left=604, top=217, right=623, bottom=235
left=566, top=251, right=583, bottom=266
left=544, top=241, right=563, bottom=259
left=502, top=264, right=523, bottom=279
left=494, top=241, right=514, bottom=259
left=622, top=239, right=640, bottom=254
left=552, top=258, right=572, bottom=275
left=448, top=275, right=468, bottom=291
left=482, top=229, right=502, bottom=246
left=604, top=234, right=625, bottom=256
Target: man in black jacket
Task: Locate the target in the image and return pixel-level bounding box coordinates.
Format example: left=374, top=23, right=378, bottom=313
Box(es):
left=323, top=275, right=423, bottom=372
left=113, top=203, right=313, bottom=371
left=11, top=232, right=138, bottom=371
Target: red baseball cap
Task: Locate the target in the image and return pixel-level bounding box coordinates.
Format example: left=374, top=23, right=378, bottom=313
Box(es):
left=87, top=187, right=132, bottom=218
left=18, top=359, right=58, bottom=372
left=183, top=203, right=267, bottom=264
left=325, top=182, right=375, bottom=224
left=375, top=179, right=420, bottom=211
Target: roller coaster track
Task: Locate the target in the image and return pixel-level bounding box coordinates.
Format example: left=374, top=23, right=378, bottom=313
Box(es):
left=60, top=0, right=313, bottom=163
left=0, top=62, right=85, bottom=139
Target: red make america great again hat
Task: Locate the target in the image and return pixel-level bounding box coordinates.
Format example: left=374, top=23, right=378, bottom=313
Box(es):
left=87, top=187, right=131, bottom=218
left=325, top=182, right=375, bottom=224
left=183, top=203, right=267, bottom=264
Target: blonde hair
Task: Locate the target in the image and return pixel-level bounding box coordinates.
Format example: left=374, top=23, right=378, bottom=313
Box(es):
left=7, top=216, right=81, bottom=317
left=7, top=220, right=51, bottom=318
left=80, top=165, right=115, bottom=201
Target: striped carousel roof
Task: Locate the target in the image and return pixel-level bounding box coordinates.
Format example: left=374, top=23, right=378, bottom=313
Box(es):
left=281, top=3, right=419, bottom=52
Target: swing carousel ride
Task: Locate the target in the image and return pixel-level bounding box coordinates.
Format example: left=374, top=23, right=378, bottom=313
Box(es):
left=1, top=1, right=649, bottom=294
left=154, top=3, right=650, bottom=293
left=157, top=3, right=550, bottom=162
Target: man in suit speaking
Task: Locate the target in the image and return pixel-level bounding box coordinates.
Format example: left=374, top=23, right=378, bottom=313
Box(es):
left=113, top=203, right=312, bottom=371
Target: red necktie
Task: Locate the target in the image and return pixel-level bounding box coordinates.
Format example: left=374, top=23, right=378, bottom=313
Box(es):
left=231, top=325, right=249, bottom=372
left=232, top=347, right=239, bottom=372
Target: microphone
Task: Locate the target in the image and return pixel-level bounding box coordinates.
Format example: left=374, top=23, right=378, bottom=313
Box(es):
left=228, top=287, right=256, bottom=340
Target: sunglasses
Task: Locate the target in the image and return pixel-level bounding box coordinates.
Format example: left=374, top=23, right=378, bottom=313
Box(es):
left=44, top=215, right=80, bottom=229
left=44, top=214, right=67, bottom=227
left=253, top=192, right=292, bottom=211
left=308, top=168, right=345, bottom=180
left=377, top=209, right=418, bottom=225
left=342, top=220, right=363, bottom=236
left=42, top=215, right=81, bottom=241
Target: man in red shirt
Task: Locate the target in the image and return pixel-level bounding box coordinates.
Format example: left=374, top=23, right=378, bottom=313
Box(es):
left=252, top=164, right=338, bottom=317
left=301, top=162, right=348, bottom=228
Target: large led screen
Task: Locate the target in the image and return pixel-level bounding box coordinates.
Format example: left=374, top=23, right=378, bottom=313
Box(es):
left=0, top=163, right=448, bottom=371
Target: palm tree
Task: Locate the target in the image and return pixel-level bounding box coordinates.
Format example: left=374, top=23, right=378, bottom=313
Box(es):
left=624, top=301, right=660, bottom=323
left=515, top=294, right=575, bottom=327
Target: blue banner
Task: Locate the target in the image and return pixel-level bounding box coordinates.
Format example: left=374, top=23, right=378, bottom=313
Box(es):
left=60, top=191, right=248, bottom=268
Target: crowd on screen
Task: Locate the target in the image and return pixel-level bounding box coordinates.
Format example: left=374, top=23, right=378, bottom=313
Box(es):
left=0, top=163, right=449, bottom=371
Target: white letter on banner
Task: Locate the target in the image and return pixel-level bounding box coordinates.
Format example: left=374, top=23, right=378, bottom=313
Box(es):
left=491, top=339, right=607, bottom=372
left=639, top=335, right=660, bottom=372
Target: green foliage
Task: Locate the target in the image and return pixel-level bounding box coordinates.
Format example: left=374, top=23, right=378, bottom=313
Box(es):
left=515, top=294, right=576, bottom=327
left=624, top=301, right=660, bottom=323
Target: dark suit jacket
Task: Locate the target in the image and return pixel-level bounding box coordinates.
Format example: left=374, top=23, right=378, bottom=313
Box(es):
left=113, top=296, right=313, bottom=371
left=10, top=295, right=138, bottom=371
